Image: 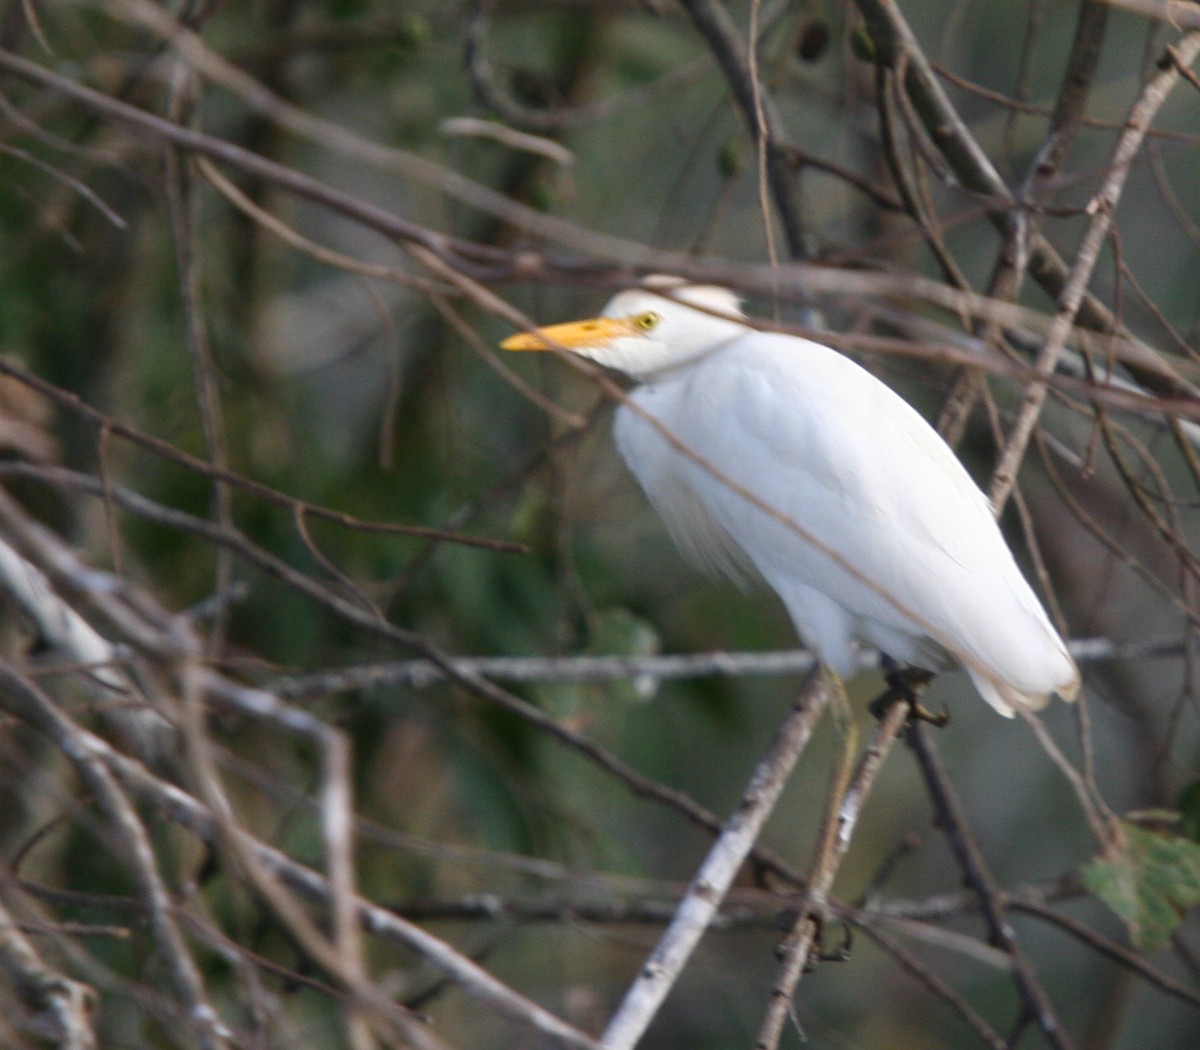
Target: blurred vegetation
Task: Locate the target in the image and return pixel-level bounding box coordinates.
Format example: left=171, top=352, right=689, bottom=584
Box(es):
left=0, top=0, right=1196, bottom=1048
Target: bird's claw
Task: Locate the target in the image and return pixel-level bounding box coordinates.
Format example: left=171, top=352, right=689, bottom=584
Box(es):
left=907, top=700, right=950, bottom=727
left=813, top=917, right=853, bottom=965
left=776, top=906, right=853, bottom=969
left=872, top=660, right=950, bottom=727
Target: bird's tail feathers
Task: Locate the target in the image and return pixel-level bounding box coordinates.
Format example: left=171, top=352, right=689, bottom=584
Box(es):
left=968, top=668, right=1080, bottom=718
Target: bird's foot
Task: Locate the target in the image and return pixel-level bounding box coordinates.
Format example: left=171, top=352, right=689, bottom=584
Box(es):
left=775, top=903, right=853, bottom=969
left=778, top=906, right=852, bottom=970
left=872, top=659, right=949, bottom=727
left=812, top=915, right=853, bottom=965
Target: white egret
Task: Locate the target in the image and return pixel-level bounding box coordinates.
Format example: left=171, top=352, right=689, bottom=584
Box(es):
left=502, top=276, right=1080, bottom=715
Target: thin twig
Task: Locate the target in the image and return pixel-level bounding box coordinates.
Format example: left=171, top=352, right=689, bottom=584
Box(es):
left=678, top=0, right=807, bottom=260
left=81, top=711, right=604, bottom=1050
left=755, top=692, right=907, bottom=1050
left=990, top=32, right=1200, bottom=511
left=164, top=61, right=235, bottom=660
left=0, top=355, right=525, bottom=553
left=855, top=921, right=1008, bottom=1050
left=180, top=661, right=427, bottom=1050
left=0, top=472, right=815, bottom=896
left=0, top=892, right=97, bottom=1049
left=1013, top=706, right=1116, bottom=848
left=599, top=672, right=832, bottom=1050
left=906, top=721, right=1074, bottom=1049
left=852, top=0, right=1188, bottom=404
left=0, top=666, right=231, bottom=1050
left=1010, top=899, right=1200, bottom=1011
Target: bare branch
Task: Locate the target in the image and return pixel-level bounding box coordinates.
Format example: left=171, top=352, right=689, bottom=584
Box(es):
left=0, top=667, right=231, bottom=1050
left=677, top=0, right=808, bottom=260
left=906, top=722, right=1074, bottom=1049
left=599, top=673, right=832, bottom=1050
left=757, top=691, right=908, bottom=1050
left=990, top=33, right=1200, bottom=511
left=0, top=892, right=97, bottom=1049
left=88, top=707, right=603, bottom=1050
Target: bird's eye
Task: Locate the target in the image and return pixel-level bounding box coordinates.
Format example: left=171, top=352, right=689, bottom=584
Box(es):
left=633, top=311, right=661, bottom=331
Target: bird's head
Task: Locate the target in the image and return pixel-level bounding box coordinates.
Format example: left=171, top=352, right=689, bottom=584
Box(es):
left=501, top=276, right=749, bottom=380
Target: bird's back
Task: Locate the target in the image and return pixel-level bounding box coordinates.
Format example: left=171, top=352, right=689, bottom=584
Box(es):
left=614, top=332, right=1079, bottom=714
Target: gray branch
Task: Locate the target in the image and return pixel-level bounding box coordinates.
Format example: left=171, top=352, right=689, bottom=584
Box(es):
left=275, top=636, right=1177, bottom=697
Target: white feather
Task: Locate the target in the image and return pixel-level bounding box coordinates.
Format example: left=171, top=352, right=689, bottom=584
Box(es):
left=514, top=280, right=1081, bottom=715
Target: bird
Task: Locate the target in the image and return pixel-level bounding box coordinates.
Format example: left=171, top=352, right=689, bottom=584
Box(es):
left=501, top=275, right=1080, bottom=716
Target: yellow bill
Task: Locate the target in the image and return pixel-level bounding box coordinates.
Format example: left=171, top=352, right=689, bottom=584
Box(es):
left=501, top=316, right=636, bottom=351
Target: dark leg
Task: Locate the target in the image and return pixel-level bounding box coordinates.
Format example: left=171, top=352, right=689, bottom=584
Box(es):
left=871, top=655, right=949, bottom=726
left=775, top=903, right=853, bottom=968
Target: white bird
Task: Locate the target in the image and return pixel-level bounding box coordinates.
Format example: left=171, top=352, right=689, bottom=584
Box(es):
left=502, top=276, right=1080, bottom=716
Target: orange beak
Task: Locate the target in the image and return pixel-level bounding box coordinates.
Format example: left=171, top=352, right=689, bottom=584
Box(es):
left=501, top=316, right=637, bottom=351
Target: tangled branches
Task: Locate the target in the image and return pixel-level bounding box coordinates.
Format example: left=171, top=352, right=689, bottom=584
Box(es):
left=0, top=1, right=1197, bottom=1047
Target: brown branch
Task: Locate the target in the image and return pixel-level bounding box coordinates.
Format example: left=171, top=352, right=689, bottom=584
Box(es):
left=876, top=57, right=972, bottom=290
left=0, top=891, right=97, bottom=1049
left=990, top=32, right=1200, bottom=512
left=1038, top=1, right=1111, bottom=182
left=854, top=0, right=1010, bottom=200
left=756, top=691, right=908, bottom=1050
left=942, top=0, right=1112, bottom=444
left=57, top=0, right=702, bottom=271
left=0, top=463, right=817, bottom=900
left=164, top=69, right=235, bottom=660
left=83, top=707, right=603, bottom=1050
left=0, top=355, right=525, bottom=554
left=180, top=663, right=432, bottom=1050
left=677, top=0, right=808, bottom=260
left=852, top=0, right=1194, bottom=408
left=0, top=666, right=230, bottom=1050
left=1011, top=899, right=1200, bottom=1012
left=855, top=922, right=1008, bottom=1050
left=906, top=721, right=1074, bottom=1049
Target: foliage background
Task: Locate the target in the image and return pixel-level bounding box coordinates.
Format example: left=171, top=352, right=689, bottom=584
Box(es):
left=0, top=0, right=1197, bottom=1047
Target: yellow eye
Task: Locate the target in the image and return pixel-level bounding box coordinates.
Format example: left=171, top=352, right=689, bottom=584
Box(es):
left=633, top=311, right=661, bottom=331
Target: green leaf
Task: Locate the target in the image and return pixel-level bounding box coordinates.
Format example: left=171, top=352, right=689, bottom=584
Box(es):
left=535, top=607, right=662, bottom=718
left=1081, top=821, right=1200, bottom=951
left=583, top=607, right=662, bottom=703
left=851, top=24, right=879, bottom=64
left=1179, top=781, right=1200, bottom=843
left=717, top=140, right=742, bottom=178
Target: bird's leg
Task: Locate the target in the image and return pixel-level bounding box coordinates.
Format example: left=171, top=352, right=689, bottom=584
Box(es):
left=775, top=670, right=859, bottom=964
left=778, top=902, right=853, bottom=971
left=791, top=904, right=853, bottom=969
left=873, top=656, right=949, bottom=726
left=813, top=912, right=853, bottom=966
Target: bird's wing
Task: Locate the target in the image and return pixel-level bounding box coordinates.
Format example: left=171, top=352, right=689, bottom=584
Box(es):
left=615, top=336, right=954, bottom=592
left=705, top=337, right=1005, bottom=581
left=690, top=338, right=1075, bottom=702
left=617, top=334, right=1063, bottom=684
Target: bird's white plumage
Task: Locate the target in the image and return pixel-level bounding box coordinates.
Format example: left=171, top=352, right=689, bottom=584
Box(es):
left=503, top=278, right=1080, bottom=715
